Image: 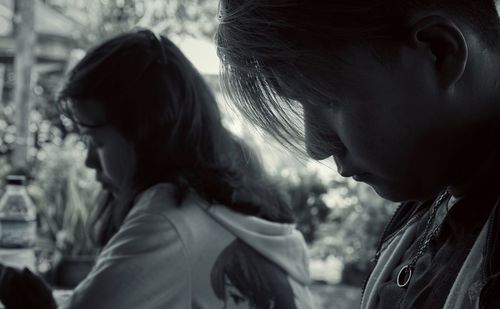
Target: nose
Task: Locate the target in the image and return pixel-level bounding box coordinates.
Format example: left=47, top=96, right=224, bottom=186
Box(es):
left=333, top=156, right=353, bottom=177
left=84, top=142, right=101, bottom=170
left=304, top=110, right=347, bottom=160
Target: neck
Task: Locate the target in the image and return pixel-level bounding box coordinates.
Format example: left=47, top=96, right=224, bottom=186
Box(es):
left=447, top=48, right=500, bottom=197
left=448, top=125, right=500, bottom=197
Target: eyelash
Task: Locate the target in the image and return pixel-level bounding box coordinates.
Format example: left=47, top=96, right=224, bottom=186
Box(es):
left=229, top=293, right=246, bottom=304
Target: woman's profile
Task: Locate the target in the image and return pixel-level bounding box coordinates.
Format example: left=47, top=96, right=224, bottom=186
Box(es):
left=0, top=29, right=316, bottom=309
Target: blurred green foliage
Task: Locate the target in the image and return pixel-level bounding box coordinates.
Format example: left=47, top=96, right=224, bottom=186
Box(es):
left=0, top=44, right=92, bottom=257
left=276, top=168, right=331, bottom=244
left=28, top=134, right=100, bottom=257
left=273, top=162, right=396, bottom=285
left=311, top=180, right=396, bottom=285
left=47, top=0, right=220, bottom=47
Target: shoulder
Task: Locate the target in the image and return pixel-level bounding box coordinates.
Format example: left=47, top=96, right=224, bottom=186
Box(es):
left=380, top=200, right=429, bottom=244
left=129, top=183, right=212, bottom=219
left=125, top=183, right=209, bottom=230
left=127, top=183, right=210, bottom=228
left=124, top=183, right=235, bottom=256
left=66, top=192, right=192, bottom=308
left=101, top=198, right=187, bottom=261
left=129, top=183, right=178, bottom=216
left=109, top=183, right=183, bottom=252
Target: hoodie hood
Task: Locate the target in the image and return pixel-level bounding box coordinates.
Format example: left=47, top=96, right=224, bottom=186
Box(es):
left=199, top=203, right=312, bottom=285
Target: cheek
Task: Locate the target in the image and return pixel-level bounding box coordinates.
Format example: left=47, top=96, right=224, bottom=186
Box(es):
left=345, top=103, right=444, bottom=180
left=335, top=105, right=380, bottom=154
left=97, top=142, right=135, bottom=185
left=336, top=98, right=416, bottom=174
left=97, top=148, right=123, bottom=180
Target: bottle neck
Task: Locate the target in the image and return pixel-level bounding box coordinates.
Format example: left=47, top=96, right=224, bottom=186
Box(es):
left=6, top=184, right=26, bottom=193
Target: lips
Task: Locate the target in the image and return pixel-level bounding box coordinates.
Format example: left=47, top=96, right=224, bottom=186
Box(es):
left=334, top=157, right=371, bottom=182
left=339, top=170, right=370, bottom=182
left=96, top=175, right=112, bottom=189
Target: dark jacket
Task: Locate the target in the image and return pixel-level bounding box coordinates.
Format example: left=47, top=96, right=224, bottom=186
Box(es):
left=360, top=191, right=500, bottom=308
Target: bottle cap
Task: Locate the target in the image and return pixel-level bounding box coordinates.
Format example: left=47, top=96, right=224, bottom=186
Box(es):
left=6, top=175, right=26, bottom=186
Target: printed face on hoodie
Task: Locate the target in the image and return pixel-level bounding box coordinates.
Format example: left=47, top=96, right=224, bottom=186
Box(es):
left=222, top=284, right=249, bottom=309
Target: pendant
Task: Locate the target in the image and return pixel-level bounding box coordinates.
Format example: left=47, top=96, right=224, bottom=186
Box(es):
left=396, top=265, right=412, bottom=288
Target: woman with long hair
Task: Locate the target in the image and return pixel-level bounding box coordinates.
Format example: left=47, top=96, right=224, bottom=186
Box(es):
left=0, top=29, right=315, bottom=309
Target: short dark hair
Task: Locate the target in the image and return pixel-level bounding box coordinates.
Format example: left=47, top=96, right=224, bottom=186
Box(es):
left=211, top=239, right=297, bottom=309
left=216, top=0, right=500, bottom=149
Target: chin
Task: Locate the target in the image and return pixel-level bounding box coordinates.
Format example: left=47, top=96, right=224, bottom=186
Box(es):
left=369, top=183, right=420, bottom=203
left=372, top=183, right=442, bottom=203
left=372, top=188, right=408, bottom=202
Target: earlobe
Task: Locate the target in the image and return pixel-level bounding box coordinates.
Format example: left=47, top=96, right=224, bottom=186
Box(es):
left=409, top=15, right=468, bottom=89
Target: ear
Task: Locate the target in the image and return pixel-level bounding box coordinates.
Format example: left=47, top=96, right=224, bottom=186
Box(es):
left=408, top=15, right=468, bottom=89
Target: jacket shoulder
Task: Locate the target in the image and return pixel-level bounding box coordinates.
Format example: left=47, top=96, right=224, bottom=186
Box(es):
left=380, top=200, right=424, bottom=244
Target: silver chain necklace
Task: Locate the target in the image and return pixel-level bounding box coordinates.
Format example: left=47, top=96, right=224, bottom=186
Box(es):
left=396, top=191, right=450, bottom=288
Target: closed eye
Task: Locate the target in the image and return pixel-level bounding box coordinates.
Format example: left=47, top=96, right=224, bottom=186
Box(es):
left=229, top=292, right=246, bottom=304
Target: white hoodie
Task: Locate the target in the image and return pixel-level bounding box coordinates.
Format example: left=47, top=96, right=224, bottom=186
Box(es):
left=60, top=183, right=317, bottom=309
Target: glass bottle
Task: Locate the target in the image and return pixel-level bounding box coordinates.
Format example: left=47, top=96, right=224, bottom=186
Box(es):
left=0, top=175, right=37, bottom=248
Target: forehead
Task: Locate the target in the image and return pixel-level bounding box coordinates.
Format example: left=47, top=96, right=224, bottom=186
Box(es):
left=276, top=48, right=385, bottom=99
left=70, top=99, right=107, bottom=127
